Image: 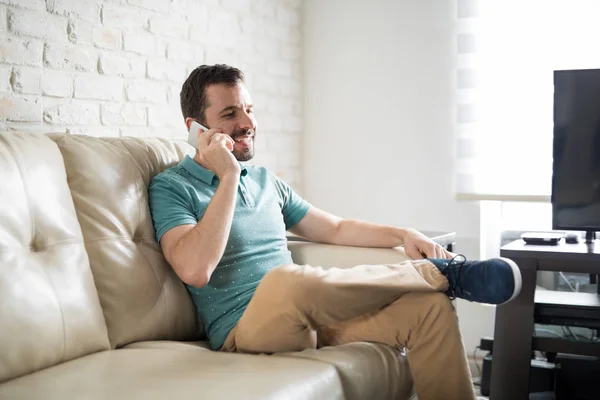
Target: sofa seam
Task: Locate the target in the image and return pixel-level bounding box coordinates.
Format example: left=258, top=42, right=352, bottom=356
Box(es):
left=115, top=139, right=168, bottom=327
left=50, top=134, right=115, bottom=349
left=84, top=236, right=157, bottom=243
left=0, top=239, right=85, bottom=254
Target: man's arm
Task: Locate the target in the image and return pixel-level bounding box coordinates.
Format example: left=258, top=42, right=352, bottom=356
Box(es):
left=158, top=127, right=241, bottom=288
left=289, top=207, right=452, bottom=259
left=160, top=174, right=238, bottom=288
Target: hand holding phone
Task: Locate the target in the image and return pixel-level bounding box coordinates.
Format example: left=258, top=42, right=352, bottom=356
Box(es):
left=187, top=120, right=238, bottom=177
left=188, top=120, right=235, bottom=153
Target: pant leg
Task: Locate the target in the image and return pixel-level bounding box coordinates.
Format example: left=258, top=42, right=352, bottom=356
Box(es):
left=220, top=259, right=447, bottom=353
left=318, top=293, right=476, bottom=400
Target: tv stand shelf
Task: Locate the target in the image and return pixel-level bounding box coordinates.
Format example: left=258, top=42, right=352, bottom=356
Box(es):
left=490, top=239, right=600, bottom=400
left=535, top=289, right=600, bottom=308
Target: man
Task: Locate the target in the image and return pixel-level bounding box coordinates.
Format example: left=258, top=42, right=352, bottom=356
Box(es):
left=149, top=64, right=521, bottom=400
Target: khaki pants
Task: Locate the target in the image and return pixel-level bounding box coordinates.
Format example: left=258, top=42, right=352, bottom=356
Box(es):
left=220, top=260, right=476, bottom=400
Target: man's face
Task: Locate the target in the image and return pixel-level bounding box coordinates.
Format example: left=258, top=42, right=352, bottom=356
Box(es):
left=203, top=83, right=257, bottom=162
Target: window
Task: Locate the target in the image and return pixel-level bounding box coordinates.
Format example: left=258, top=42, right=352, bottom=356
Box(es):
left=455, top=0, right=600, bottom=200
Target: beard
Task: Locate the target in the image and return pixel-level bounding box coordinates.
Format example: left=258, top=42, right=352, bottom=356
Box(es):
left=231, top=128, right=255, bottom=162
left=233, top=148, right=254, bottom=162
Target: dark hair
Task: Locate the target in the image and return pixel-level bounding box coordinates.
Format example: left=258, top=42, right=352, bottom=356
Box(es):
left=180, top=64, right=244, bottom=124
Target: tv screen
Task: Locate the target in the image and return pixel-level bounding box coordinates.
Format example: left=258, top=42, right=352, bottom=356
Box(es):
left=552, top=68, right=600, bottom=232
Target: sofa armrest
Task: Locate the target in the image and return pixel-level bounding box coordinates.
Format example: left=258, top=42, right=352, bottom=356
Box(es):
left=287, top=239, right=411, bottom=269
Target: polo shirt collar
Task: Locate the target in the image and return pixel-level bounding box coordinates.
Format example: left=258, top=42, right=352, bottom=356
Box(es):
left=181, top=155, right=247, bottom=185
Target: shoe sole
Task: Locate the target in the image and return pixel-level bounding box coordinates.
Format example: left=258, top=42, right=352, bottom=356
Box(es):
left=496, top=257, right=522, bottom=304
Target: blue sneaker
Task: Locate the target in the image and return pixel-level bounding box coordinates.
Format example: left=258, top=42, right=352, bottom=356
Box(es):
left=428, top=255, right=522, bottom=304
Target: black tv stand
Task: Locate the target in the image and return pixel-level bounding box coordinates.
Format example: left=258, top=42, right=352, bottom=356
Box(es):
left=585, top=230, right=597, bottom=244
left=491, top=240, right=600, bottom=400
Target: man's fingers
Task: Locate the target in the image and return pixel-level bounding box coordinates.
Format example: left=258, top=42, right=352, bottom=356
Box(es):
left=405, top=245, right=422, bottom=260
left=209, top=133, right=228, bottom=145
left=198, top=128, right=221, bottom=147
left=224, top=136, right=235, bottom=151
left=211, top=133, right=233, bottom=145
left=425, top=244, right=443, bottom=259
left=412, top=242, right=453, bottom=259
left=425, top=244, right=437, bottom=259
left=443, top=249, right=456, bottom=259
left=210, top=134, right=235, bottom=152
left=413, top=244, right=429, bottom=259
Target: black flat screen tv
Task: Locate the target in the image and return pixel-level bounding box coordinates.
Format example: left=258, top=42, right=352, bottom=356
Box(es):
left=552, top=68, right=600, bottom=241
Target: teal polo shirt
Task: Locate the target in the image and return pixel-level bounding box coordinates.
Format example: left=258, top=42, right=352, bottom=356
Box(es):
left=148, top=155, right=311, bottom=350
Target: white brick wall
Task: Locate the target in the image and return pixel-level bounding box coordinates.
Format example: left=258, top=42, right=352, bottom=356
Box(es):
left=47, top=0, right=100, bottom=23
left=41, top=69, right=72, bottom=97
left=0, top=65, right=11, bottom=92
left=12, top=67, right=41, bottom=94
left=0, top=38, right=43, bottom=66
left=44, top=42, right=97, bottom=71
left=74, top=75, right=122, bottom=101
left=101, top=103, right=146, bottom=126
left=43, top=98, right=99, bottom=125
left=98, top=52, right=144, bottom=78
left=8, top=8, right=68, bottom=43
left=92, top=25, right=121, bottom=50
left=68, top=19, right=93, bottom=45
left=0, top=0, right=303, bottom=189
left=1, top=94, right=42, bottom=122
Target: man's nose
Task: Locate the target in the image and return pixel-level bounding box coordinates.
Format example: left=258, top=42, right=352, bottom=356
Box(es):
left=239, top=111, right=255, bottom=131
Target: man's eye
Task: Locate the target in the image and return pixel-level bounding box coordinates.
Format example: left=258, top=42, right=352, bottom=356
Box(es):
left=247, top=108, right=253, bottom=114
left=223, top=113, right=234, bottom=119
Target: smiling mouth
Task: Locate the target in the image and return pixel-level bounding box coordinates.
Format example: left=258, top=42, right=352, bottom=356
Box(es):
left=233, top=135, right=254, bottom=143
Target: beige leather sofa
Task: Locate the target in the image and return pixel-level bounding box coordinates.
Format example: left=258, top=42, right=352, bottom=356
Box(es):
left=0, top=132, right=415, bottom=400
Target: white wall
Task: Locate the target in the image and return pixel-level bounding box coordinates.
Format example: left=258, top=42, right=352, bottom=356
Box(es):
left=0, top=0, right=303, bottom=188
left=303, top=0, right=493, bottom=350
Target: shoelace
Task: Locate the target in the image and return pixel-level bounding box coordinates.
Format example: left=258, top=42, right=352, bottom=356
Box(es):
left=443, top=254, right=468, bottom=300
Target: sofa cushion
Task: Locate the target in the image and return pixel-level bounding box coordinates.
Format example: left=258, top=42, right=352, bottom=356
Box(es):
left=288, top=241, right=410, bottom=268
left=49, top=134, right=199, bottom=348
left=124, top=340, right=213, bottom=351
left=277, top=343, right=414, bottom=400
left=123, top=341, right=415, bottom=400
left=0, top=132, right=110, bottom=383
left=0, top=348, right=344, bottom=400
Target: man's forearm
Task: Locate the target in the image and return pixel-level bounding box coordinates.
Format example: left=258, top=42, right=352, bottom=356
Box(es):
left=330, top=219, right=408, bottom=248
left=171, top=174, right=239, bottom=286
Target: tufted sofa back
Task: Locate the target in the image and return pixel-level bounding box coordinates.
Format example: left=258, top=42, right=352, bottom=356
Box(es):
left=48, top=134, right=200, bottom=348
left=0, top=133, right=110, bottom=382
left=0, top=132, right=201, bottom=382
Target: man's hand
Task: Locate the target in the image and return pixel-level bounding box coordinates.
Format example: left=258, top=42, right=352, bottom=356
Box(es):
left=194, top=127, right=241, bottom=179
left=401, top=228, right=455, bottom=259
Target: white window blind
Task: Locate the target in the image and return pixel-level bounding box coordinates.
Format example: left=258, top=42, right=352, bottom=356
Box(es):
left=455, top=0, right=600, bottom=201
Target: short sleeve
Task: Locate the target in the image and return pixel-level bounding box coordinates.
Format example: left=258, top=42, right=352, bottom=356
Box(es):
left=270, top=173, right=312, bottom=230
left=149, top=172, right=198, bottom=243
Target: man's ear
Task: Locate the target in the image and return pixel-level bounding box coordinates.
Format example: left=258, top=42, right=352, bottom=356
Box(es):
left=185, top=117, right=195, bottom=131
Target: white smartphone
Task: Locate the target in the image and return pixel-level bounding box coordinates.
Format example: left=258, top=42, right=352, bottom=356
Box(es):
left=187, top=120, right=208, bottom=149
